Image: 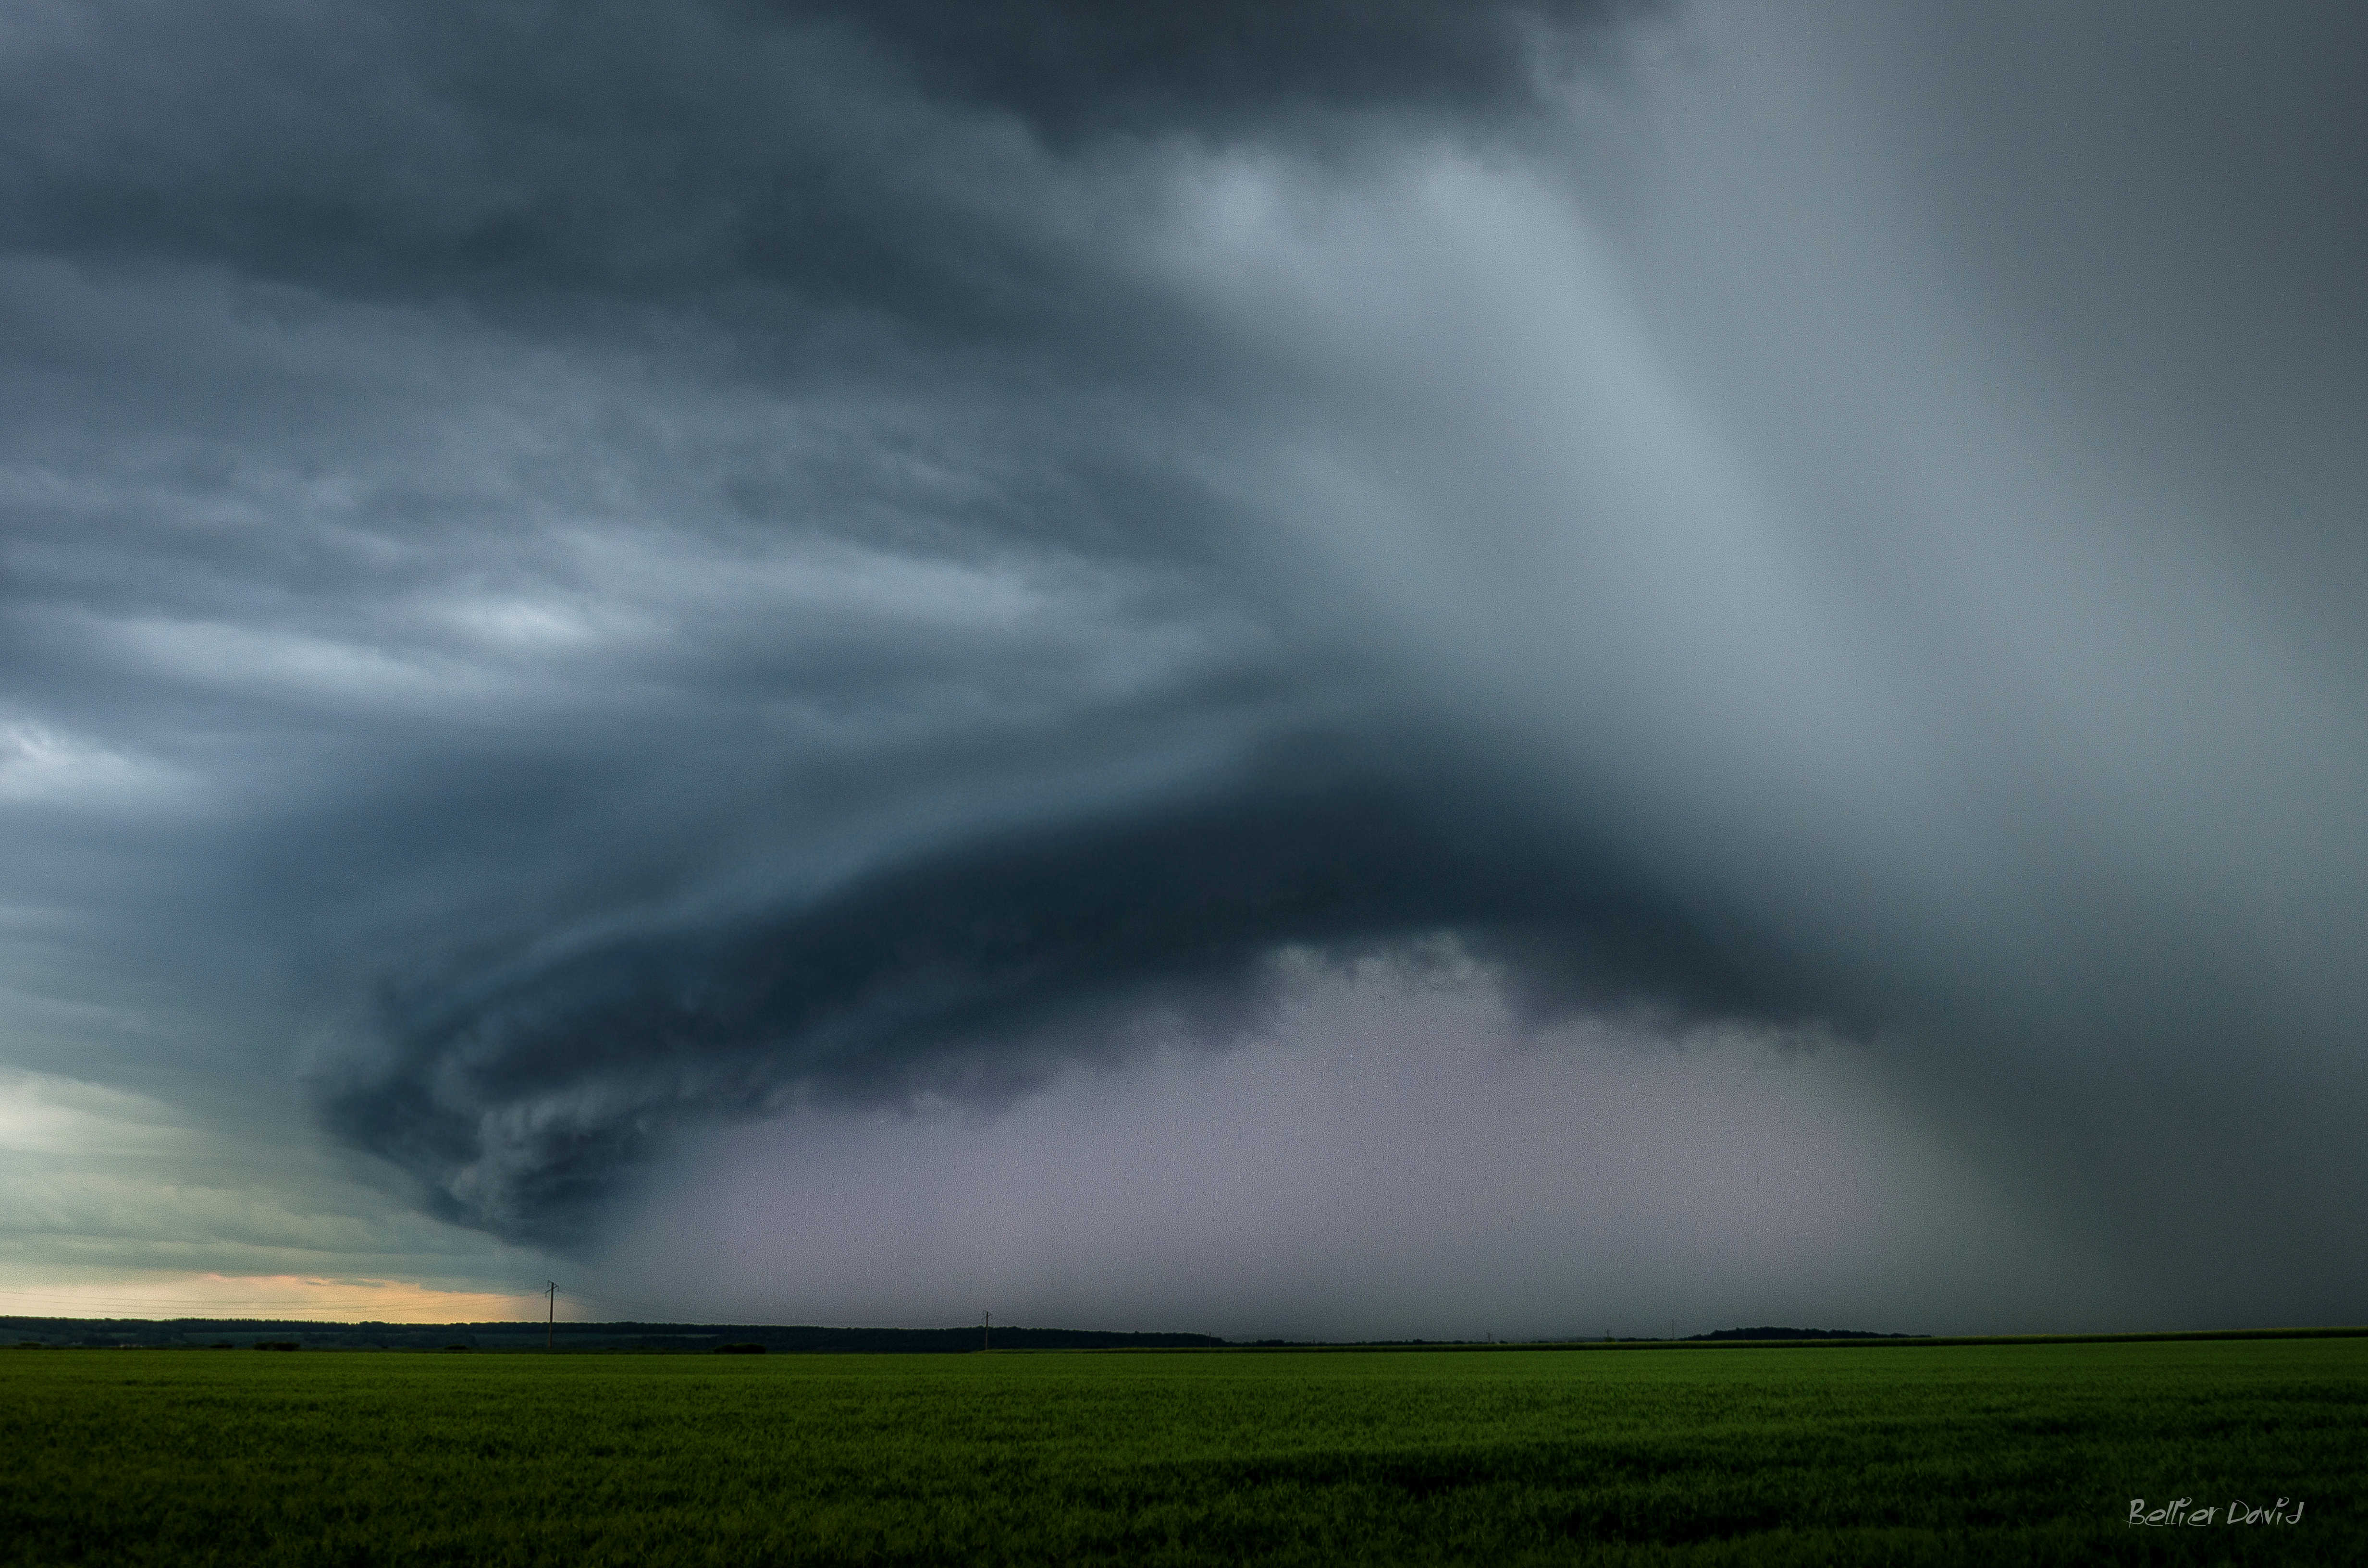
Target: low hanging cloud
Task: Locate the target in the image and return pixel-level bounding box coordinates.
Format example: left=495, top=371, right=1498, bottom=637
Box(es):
left=333, top=741, right=1825, bottom=1244
left=5, top=0, right=2367, bottom=1322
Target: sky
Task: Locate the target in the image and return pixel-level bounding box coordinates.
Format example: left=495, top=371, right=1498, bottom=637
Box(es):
left=3, top=0, right=2364, bottom=1336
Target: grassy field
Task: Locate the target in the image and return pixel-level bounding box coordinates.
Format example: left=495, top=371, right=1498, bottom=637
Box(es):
left=3, top=1339, right=2361, bottom=1565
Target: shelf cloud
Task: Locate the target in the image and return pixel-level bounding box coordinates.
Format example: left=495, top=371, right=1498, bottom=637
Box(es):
left=4, top=0, right=2364, bottom=1325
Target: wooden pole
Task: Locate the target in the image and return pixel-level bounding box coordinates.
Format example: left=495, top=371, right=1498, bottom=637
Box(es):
left=546, top=1282, right=556, bottom=1351
left=982, top=1310, right=990, bottom=1353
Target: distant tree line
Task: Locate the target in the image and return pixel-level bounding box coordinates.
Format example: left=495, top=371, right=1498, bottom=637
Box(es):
left=1683, top=1327, right=1923, bottom=1342
left=1, top=1317, right=1225, bottom=1352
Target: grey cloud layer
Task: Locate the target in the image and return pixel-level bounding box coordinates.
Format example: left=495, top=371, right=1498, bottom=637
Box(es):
left=3, top=0, right=1675, bottom=1243
left=0, top=0, right=1624, bottom=338
left=779, top=0, right=1634, bottom=135
left=4, top=0, right=2365, bottom=1320
left=338, top=740, right=1812, bottom=1243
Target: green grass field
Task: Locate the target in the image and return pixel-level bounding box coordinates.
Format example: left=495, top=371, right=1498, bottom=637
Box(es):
left=4, top=1339, right=2360, bottom=1565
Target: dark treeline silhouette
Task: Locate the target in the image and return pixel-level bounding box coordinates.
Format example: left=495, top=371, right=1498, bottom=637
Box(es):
left=16, top=1317, right=2368, bottom=1352
left=3, top=1316, right=1223, bottom=1352
left=1684, top=1327, right=1922, bottom=1342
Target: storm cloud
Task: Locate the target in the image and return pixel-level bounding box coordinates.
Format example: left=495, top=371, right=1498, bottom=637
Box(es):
left=4, top=0, right=2366, bottom=1326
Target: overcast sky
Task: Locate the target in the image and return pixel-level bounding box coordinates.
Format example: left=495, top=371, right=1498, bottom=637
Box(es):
left=4, top=0, right=2364, bottom=1335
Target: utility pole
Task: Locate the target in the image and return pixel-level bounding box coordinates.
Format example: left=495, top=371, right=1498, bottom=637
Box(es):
left=546, top=1282, right=557, bottom=1351
left=982, top=1310, right=990, bottom=1353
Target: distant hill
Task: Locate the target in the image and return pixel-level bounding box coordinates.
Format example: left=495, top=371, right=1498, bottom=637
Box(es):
left=2, top=1317, right=1224, bottom=1352
left=1684, top=1326, right=1923, bottom=1342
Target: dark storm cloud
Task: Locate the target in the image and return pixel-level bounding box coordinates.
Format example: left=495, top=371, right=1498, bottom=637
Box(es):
left=5, top=0, right=2367, bottom=1327
left=331, top=736, right=1810, bottom=1244
left=781, top=0, right=1634, bottom=136
left=0, top=0, right=1674, bottom=1242
left=0, top=0, right=1625, bottom=346
left=0, top=0, right=1077, bottom=336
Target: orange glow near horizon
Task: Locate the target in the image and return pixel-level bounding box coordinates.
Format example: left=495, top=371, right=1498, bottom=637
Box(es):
left=0, top=1274, right=551, bottom=1323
